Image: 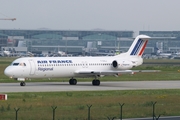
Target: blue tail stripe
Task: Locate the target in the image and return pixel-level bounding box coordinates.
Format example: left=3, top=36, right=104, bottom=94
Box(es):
left=133, top=40, right=143, bottom=55
left=137, top=40, right=145, bottom=55
left=130, top=39, right=142, bottom=55
left=135, top=40, right=145, bottom=55
left=130, top=39, right=141, bottom=55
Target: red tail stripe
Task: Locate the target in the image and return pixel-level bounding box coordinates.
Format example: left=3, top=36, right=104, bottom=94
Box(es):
left=138, top=40, right=148, bottom=56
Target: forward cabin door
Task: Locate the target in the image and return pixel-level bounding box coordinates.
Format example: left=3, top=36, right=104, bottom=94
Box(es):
left=28, top=59, right=36, bottom=75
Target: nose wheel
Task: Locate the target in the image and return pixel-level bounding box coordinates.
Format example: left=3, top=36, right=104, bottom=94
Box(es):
left=20, top=82, right=26, bottom=86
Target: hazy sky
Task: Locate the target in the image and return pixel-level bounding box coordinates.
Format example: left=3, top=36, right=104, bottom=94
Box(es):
left=0, top=0, right=180, bottom=33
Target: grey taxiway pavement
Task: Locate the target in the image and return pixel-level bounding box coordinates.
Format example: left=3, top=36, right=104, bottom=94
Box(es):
left=0, top=81, right=180, bottom=93
left=1, top=81, right=180, bottom=120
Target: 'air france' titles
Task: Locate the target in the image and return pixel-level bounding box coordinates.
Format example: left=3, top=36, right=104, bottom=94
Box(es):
left=37, top=60, right=72, bottom=72
left=37, top=60, right=73, bottom=64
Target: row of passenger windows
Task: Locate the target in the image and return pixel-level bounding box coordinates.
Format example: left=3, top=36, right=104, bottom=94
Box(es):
left=11, top=62, right=114, bottom=67
left=38, top=63, right=112, bottom=67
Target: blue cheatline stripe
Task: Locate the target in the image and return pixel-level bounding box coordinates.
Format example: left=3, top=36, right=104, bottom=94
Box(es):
left=130, top=39, right=143, bottom=55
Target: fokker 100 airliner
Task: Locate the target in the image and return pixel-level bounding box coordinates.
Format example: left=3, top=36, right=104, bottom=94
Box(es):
left=4, top=35, right=150, bottom=86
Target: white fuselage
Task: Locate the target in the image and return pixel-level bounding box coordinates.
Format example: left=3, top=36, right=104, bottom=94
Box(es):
left=4, top=55, right=143, bottom=79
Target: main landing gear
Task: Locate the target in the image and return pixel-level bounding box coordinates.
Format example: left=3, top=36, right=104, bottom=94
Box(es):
left=20, top=82, right=26, bottom=86
left=92, top=79, right=100, bottom=86
left=69, top=78, right=77, bottom=85
left=69, top=78, right=100, bottom=86
left=92, top=75, right=100, bottom=86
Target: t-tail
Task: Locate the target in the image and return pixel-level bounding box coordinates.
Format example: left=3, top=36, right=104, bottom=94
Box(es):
left=127, top=35, right=151, bottom=57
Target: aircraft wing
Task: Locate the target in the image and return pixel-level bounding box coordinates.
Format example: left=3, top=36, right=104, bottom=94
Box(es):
left=132, top=70, right=161, bottom=73
left=74, top=69, right=160, bottom=75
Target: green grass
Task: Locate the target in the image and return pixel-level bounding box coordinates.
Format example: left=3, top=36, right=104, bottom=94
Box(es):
left=1, top=90, right=180, bottom=120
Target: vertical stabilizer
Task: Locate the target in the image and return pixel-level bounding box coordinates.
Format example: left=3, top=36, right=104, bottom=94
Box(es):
left=127, top=35, right=150, bottom=57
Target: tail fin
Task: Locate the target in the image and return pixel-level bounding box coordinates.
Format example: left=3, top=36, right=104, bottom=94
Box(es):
left=127, top=35, right=150, bottom=56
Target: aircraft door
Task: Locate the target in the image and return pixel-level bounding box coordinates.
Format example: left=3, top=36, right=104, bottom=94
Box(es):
left=28, top=59, right=36, bottom=75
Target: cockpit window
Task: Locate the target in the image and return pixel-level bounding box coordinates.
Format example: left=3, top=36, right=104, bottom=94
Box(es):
left=19, top=63, right=26, bottom=66
left=13, top=63, right=19, bottom=66
left=12, top=63, right=26, bottom=66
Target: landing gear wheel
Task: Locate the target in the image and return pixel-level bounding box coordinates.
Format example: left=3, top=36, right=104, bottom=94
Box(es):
left=69, top=79, right=77, bottom=85
left=20, top=82, right=26, bottom=86
left=92, top=79, right=100, bottom=86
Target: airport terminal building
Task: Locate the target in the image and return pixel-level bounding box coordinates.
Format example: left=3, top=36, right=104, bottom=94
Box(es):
left=0, top=29, right=134, bottom=55
left=140, top=31, right=180, bottom=53
left=0, top=29, right=180, bottom=56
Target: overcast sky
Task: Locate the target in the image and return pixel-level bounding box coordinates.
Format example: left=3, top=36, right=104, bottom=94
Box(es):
left=0, top=0, right=180, bottom=33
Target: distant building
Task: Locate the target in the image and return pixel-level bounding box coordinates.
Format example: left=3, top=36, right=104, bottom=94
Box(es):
left=0, top=29, right=133, bottom=55
left=1, top=29, right=180, bottom=56
left=140, top=31, right=180, bottom=54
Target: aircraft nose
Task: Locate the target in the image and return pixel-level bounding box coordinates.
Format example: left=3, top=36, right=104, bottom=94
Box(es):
left=4, top=67, right=12, bottom=77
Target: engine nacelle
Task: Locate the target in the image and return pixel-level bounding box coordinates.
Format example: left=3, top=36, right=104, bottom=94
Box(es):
left=112, top=60, right=133, bottom=70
